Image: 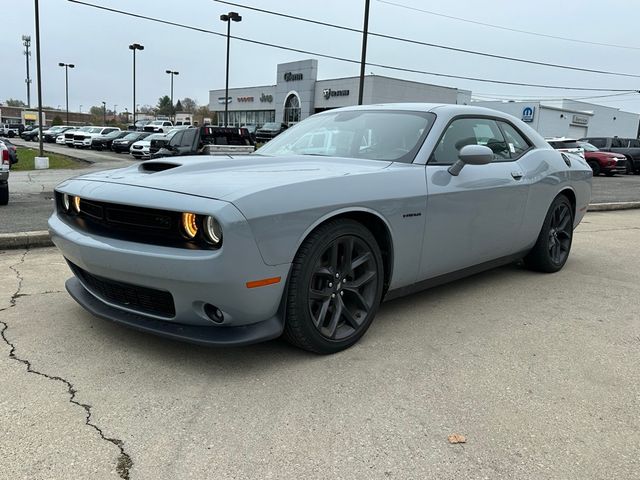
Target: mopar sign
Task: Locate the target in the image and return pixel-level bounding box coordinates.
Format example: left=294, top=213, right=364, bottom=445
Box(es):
left=522, top=106, right=535, bottom=122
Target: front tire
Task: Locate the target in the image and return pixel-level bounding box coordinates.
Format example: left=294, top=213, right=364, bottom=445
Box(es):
left=588, top=161, right=600, bottom=176
left=284, top=219, right=384, bottom=354
left=524, top=195, right=573, bottom=273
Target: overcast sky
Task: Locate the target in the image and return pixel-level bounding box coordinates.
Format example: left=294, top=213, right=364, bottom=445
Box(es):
left=3, top=0, right=640, bottom=114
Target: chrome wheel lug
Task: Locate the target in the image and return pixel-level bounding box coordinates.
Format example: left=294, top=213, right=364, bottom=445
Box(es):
left=335, top=273, right=340, bottom=278
left=340, top=291, right=344, bottom=296
left=331, top=293, right=336, bottom=298
left=328, top=282, right=333, bottom=288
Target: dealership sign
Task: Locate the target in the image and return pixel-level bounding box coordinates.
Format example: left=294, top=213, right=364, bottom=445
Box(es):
left=217, top=96, right=232, bottom=104
left=521, top=106, right=535, bottom=122
left=260, top=93, right=273, bottom=103
left=284, top=72, right=303, bottom=81
left=322, top=88, right=350, bottom=100
left=571, top=114, right=589, bottom=126
left=237, top=96, right=254, bottom=102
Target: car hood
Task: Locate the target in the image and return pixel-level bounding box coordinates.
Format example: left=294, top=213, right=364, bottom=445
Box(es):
left=65, top=155, right=392, bottom=201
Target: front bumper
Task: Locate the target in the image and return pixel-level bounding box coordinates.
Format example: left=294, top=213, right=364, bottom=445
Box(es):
left=48, top=183, right=290, bottom=346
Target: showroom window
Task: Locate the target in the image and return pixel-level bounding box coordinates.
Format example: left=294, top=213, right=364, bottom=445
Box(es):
left=283, top=93, right=301, bottom=125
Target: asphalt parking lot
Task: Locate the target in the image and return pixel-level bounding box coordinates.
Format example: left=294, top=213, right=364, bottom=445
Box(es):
left=1, top=209, right=639, bottom=479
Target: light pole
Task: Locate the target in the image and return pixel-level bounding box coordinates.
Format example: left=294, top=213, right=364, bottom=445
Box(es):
left=128, top=43, right=144, bottom=124
left=358, top=0, right=370, bottom=105
left=58, top=62, right=74, bottom=125
left=22, top=35, right=32, bottom=108
left=79, top=104, right=83, bottom=113
left=220, top=12, right=241, bottom=127
left=114, top=104, right=118, bottom=122
left=165, top=69, right=179, bottom=120
left=102, top=101, right=106, bottom=125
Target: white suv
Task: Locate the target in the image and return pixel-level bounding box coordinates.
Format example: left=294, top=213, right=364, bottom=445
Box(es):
left=143, top=120, right=173, bottom=133
left=73, top=126, right=121, bottom=148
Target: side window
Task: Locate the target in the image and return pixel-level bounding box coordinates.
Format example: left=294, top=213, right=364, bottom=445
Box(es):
left=431, top=118, right=510, bottom=165
left=588, top=138, right=606, bottom=148
left=612, top=138, right=627, bottom=148
left=630, top=139, right=640, bottom=148
left=498, top=122, right=531, bottom=157
left=164, top=122, right=172, bottom=127
left=169, top=131, right=184, bottom=146
left=180, top=129, right=197, bottom=147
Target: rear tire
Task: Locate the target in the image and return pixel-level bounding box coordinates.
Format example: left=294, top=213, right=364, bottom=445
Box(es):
left=0, top=183, right=9, bottom=206
left=588, top=161, right=600, bottom=176
left=283, top=219, right=384, bottom=354
left=524, top=195, right=573, bottom=273
left=627, top=157, right=635, bottom=175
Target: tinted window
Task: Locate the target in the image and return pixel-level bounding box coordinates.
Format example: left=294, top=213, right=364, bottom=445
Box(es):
left=587, top=138, right=606, bottom=148
left=431, top=118, right=510, bottom=164
left=548, top=140, right=580, bottom=150
left=498, top=122, right=531, bottom=157
left=629, top=139, right=640, bottom=148
left=169, top=131, right=184, bottom=146
left=611, top=138, right=628, bottom=148
left=180, top=129, right=197, bottom=147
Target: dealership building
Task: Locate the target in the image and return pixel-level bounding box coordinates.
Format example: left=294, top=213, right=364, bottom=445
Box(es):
left=209, top=59, right=472, bottom=127
left=472, top=99, right=640, bottom=139
left=209, top=58, right=640, bottom=139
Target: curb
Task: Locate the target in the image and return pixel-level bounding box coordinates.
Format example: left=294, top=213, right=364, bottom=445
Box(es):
left=587, top=201, right=640, bottom=212
left=1, top=202, right=639, bottom=250
left=0, top=231, right=53, bottom=250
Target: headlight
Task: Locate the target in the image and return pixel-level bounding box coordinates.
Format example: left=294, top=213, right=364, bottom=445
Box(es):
left=181, top=212, right=198, bottom=239
left=203, top=216, right=223, bottom=246
left=72, top=195, right=81, bottom=213
left=62, top=193, right=70, bottom=212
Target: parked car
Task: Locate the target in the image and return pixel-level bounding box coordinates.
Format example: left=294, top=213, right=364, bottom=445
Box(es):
left=56, top=134, right=66, bottom=145
left=143, top=120, right=173, bottom=133
left=128, top=119, right=151, bottom=131
left=579, top=137, right=640, bottom=174
left=0, top=138, right=19, bottom=165
left=49, top=104, right=591, bottom=353
left=255, top=122, right=288, bottom=143
left=90, top=130, right=130, bottom=150
left=0, top=123, right=25, bottom=137
left=0, top=143, right=10, bottom=205
left=111, top=131, right=151, bottom=153
left=546, top=138, right=585, bottom=159
left=574, top=141, right=626, bottom=176
left=150, top=126, right=254, bottom=159
left=20, top=126, right=42, bottom=141
left=129, top=132, right=169, bottom=159
left=64, top=126, right=94, bottom=147
left=42, top=126, right=76, bottom=143
left=73, top=126, right=120, bottom=148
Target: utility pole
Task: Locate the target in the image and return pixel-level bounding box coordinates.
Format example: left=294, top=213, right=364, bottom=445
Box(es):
left=33, top=0, right=44, bottom=157
left=22, top=35, right=32, bottom=108
left=358, top=0, right=370, bottom=106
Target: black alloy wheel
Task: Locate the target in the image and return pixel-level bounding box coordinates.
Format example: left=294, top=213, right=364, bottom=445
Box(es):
left=284, top=219, right=384, bottom=354
left=588, top=161, right=600, bottom=176
left=524, top=195, right=574, bottom=273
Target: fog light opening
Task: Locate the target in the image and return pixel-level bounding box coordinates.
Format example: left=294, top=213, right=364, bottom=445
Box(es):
left=204, top=303, right=224, bottom=323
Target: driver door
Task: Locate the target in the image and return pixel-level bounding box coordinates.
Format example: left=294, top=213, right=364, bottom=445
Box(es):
left=420, top=117, right=530, bottom=279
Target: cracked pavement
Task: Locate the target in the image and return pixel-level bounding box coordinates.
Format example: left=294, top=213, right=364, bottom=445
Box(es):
left=0, top=210, right=639, bottom=479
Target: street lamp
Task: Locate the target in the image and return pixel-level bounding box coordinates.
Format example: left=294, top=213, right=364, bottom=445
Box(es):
left=220, top=11, right=241, bottom=127
left=79, top=104, right=83, bottom=113
left=128, top=43, right=144, bottom=124
left=165, top=69, right=179, bottom=120
left=101, top=101, right=106, bottom=125
left=58, top=62, right=75, bottom=125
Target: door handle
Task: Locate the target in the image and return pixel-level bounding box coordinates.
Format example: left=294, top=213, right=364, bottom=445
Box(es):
left=511, top=171, right=523, bottom=180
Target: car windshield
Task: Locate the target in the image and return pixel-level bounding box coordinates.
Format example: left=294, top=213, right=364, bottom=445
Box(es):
left=257, top=110, right=435, bottom=163
left=149, top=121, right=164, bottom=126
left=87, top=127, right=104, bottom=133
left=577, top=141, right=599, bottom=152
left=261, top=122, right=280, bottom=130
left=122, top=133, right=140, bottom=140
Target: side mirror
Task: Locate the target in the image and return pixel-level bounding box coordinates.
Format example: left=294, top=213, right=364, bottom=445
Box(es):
left=448, top=144, right=494, bottom=176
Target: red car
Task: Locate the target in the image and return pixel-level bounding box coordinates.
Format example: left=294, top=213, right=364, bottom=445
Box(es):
left=577, top=141, right=626, bottom=176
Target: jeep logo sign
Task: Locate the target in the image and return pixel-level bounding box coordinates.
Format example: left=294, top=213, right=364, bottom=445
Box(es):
left=260, top=93, right=273, bottom=103
left=522, top=106, right=535, bottom=122
left=322, top=88, right=350, bottom=100
left=284, top=72, right=303, bottom=82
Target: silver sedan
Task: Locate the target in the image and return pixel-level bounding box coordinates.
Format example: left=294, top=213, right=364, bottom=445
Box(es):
left=49, top=104, right=592, bottom=353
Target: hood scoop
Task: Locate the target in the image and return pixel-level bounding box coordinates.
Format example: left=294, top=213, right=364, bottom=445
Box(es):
left=139, top=161, right=180, bottom=173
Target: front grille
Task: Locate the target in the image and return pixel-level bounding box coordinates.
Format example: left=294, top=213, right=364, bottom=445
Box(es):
left=55, top=193, right=214, bottom=249
left=69, top=261, right=175, bottom=317
left=64, top=133, right=74, bottom=140
left=74, top=134, right=86, bottom=141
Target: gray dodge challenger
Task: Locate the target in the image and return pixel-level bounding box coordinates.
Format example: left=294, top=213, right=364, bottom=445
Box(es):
left=49, top=104, right=592, bottom=354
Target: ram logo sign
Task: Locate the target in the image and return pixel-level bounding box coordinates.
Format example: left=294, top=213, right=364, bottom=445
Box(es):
left=522, top=106, right=535, bottom=123
left=323, top=88, right=350, bottom=100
